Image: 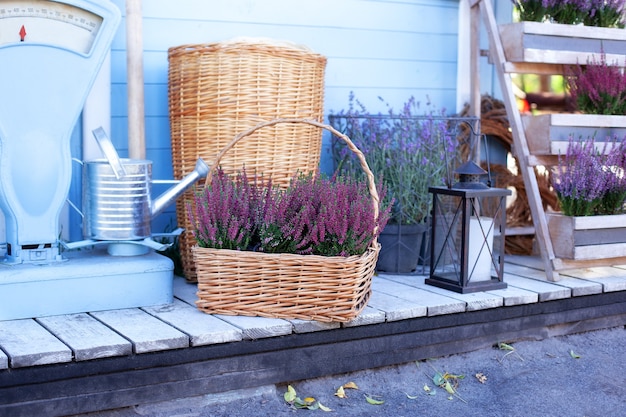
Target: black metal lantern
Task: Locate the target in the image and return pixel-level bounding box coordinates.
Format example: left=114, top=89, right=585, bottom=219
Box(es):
left=425, top=160, right=511, bottom=293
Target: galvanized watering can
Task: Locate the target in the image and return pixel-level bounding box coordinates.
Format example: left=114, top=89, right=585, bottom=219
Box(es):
left=65, top=128, right=209, bottom=255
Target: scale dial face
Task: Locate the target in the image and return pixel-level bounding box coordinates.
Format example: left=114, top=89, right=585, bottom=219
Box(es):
left=0, top=0, right=103, bottom=54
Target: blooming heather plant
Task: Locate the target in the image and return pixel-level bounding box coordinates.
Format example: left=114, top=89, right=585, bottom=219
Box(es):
left=552, top=136, right=626, bottom=216
left=566, top=53, right=626, bottom=115
left=329, top=94, right=463, bottom=225
left=188, top=169, right=260, bottom=250
left=188, top=169, right=391, bottom=257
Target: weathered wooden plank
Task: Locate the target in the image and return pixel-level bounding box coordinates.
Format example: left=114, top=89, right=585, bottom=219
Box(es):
left=524, top=115, right=626, bottom=156
left=36, top=314, right=132, bottom=361
left=0, top=319, right=72, bottom=368
left=504, top=261, right=550, bottom=280
left=499, top=21, right=626, bottom=65
left=384, top=274, right=504, bottom=311
left=288, top=319, right=340, bottom=334
left=372, top=275, right=466, bottom=316
left=547, top=213, right=626, bottom=260
left=0, top=348, right=7, bottom=370
left=90, top=309, right=188, bottom=354
left=505, top=255, right=545, bottom=270
left=215, top=315, right=293, bottom=340
left=544, top=275, right=604, bottom=297
left=561, top=267, right=626, bottom=293
left=366, top=289, right=428, bottom=322
left=553, top=256, right=626, bottom=272
left=142, top=299, right=243, bottom=346
left=505, top=255, right=626, bottom=297
left=501, top=20, right=626, bottom=40
left=172, top=276, right=198, bottom=305
left=342, top=305, right=386, bottom=328
left=503, top=274, right=571, bottom=302
left=486, top=286, right=539, bottom=306
left=504, top=262, right=601, bottom=296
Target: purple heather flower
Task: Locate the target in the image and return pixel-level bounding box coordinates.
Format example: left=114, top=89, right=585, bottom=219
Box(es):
left=553, top=136, right=626, bottom=215
left=567, top=53, right=626, bottom=115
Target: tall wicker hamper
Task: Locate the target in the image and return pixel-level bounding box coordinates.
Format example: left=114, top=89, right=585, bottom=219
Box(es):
left=168, top=38, right=327, bottom=281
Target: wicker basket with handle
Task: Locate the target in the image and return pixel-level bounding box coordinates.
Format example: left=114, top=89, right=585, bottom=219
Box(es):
left=168, top=38, right=327, bottom=281
left=192, top=118, right=381, bottom=323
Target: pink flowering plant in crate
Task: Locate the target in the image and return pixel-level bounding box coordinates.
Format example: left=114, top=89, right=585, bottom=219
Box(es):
left=566, top=53, right=626, bottom=115
left=552, top=136, right=626, bottom=216
left=188, top=169, right=391, bottom=257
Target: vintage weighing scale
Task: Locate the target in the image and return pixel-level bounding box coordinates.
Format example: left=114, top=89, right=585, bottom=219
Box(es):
left=0, top=0, right=176, bottom=320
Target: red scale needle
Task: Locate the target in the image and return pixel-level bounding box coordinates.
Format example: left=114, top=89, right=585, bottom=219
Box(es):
left=19, top=25, right=26, bottom=42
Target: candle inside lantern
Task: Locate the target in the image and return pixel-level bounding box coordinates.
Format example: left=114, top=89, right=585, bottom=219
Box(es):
left=468, top=217, right=494, bottom=282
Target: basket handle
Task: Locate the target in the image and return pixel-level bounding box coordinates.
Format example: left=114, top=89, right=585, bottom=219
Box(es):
left=206, top=117, right=380, bottom=223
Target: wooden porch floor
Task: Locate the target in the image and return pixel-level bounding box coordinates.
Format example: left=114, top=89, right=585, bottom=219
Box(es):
left=1, top=255, right=625, bottom=417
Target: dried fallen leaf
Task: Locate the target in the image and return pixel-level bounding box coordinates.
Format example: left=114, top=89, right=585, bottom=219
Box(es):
left=475, top=373, right=488, bottom=384
left=432, top=372, right=445, bottom=386
left=318, top=402, right=332, bottom=412
left=498, top=342, right=515, bottom=351
left=365, top=394, right=384, bottom=405
left=497, top=342, right=524, bottom=362
left=305, top=402, right=319, bottom=410
left=343, top=381, right=359, bottom=390
left=284, top=385, right=297, bottom=403
left=405, top=392, right=419, bottom=400
left=570, top=349, right=581, bottom=359
left=443, top=381, right=456, bottom=395
left=293, top=398, right=309, bottom=409
left=335, top=385, right=347, bottom=398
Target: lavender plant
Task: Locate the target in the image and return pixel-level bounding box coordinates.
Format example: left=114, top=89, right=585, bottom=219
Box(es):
left=552, top=136, right=626, bottom=216
left=566, top=53, right=626, bottom=115
left=329, top=94, right=463, bottom=225
left=544, top=0, right=588, bottom=25
left=188, top=169, right=391, bottom=257
left=584, top=0, right=626, bottom=28
left=513, top=0, right=548, bottom=22
left=513, top=0, right=626, bottom=27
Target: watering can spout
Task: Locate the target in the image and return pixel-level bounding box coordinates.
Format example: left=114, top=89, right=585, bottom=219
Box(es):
left=151, top=158, right=209, bottom=218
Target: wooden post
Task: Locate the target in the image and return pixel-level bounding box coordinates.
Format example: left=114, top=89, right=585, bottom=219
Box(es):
left=469, top=0, right=482, bottom=163
left=126, top=0, right=146, bottom=160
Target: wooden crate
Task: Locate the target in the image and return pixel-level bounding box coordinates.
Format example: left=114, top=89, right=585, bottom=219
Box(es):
left=499, top=22, right=626, bottom=67
left=522, top=114, right=626, bottom=155
left=547, top=213, right=626, bottom=260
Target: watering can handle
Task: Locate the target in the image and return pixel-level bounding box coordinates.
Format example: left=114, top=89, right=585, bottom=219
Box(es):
left=92, top=127, right=127, bottom=180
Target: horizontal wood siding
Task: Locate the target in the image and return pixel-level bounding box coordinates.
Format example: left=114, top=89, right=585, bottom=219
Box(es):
left=107, top=0, right=461, bottom=232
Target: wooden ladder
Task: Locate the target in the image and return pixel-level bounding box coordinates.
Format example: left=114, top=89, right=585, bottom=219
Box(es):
left=469, top=0, right=626, bottom=281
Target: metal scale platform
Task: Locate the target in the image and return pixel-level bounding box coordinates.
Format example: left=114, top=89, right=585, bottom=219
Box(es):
left=0, top=0, right=173, bottom=320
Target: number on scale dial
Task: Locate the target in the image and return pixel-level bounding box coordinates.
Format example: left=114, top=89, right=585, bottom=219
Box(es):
left=0, top=0, right=103, bottom=54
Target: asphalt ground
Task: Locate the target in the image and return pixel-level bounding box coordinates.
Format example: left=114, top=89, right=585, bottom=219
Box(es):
left=76, top=325, right=625, bottom=417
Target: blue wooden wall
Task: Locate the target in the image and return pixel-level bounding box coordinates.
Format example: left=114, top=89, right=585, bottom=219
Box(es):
left=104, top=0, right=505, bottom=233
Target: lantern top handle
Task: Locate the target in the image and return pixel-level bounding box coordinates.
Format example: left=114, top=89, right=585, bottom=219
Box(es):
left=456, top=121, right=493, bottom=188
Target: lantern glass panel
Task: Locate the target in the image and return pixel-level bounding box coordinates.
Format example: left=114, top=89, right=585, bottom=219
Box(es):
left=426, top=186, right=510, bottom=293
